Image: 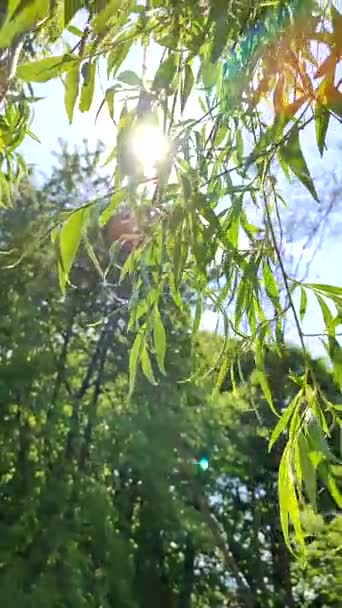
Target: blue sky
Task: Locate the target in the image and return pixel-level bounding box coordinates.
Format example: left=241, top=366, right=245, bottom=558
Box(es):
left=19, top=9, right=342, bottom=357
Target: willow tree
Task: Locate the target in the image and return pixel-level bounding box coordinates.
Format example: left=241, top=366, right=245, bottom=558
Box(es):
left=0, top=0, right=341, bottom=552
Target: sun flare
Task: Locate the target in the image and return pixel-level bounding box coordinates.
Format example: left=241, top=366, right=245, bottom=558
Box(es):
left=130, top=124, right=170, bottom=178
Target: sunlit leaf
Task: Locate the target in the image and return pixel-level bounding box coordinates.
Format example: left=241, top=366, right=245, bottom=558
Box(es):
left=316, top=293, right=335, bottom=336
left=278, top=444, right=292, bottom=552
left=269, top=392, right=300, bottom=450
left=128, top=331, right=143, bottom=398
left=298, top=432, right=317, bottom=511
left=17, top=56, right=77, bottom=83
left=98, top=190, right=125, bottom=227
left=181, top=64, right=194, bottom=113
left=117, top=70, right=142, bottom=87
left=92, top=0, right=122, bottom=34
left=141, top=344, right=157, bottom=385
left=79, top=61, right=96, bottom=112
left=0, top=0, right=49, bottom=48
left=105, top=87, right=116, bottom=120
left=278, top=129, right=319, bottom=202
left=152, top=54, right=177, bottom=91
left=327, top=336, right=342, bottom=390
left=64, top=0, right=84, bottom=25
left=299, top=287, right=308, bottom=322
left=201, top=60, right=219, bottom=89
left=153, top=306, right=166, bottom=375
left=58, top=208, right=86, bottom=294
left=315, top=103, right=330, bottom=157
left=65, top=63, right=80, bottom=124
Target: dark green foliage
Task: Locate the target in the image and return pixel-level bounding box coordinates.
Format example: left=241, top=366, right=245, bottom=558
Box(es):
left=0, top=147, right=340, bottom=607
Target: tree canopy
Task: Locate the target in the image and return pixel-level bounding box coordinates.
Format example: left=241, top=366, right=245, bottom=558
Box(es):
left=0, top=0, right=341, bottom=554
left=0, top=148, right=341, bottom=606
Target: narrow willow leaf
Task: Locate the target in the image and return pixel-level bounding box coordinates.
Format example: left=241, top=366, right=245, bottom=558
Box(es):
left=58, top=208, right=85, bottom=294
left=309, top=282, right=342, bottom=296
left=92, top=0, right=122, bottom=34
left=263, top=260, right=280, bottom=304
left=269, top=393, right=300, bottom=450
left=83, top=232, right=103, bottom=280
left=315, top=103, right=330, bottom=157
left=152, top=54, right=177, bottom=91
left=328, top=336, right=342, bottom=390
left=128, top=332, right=143, bottom=398
left=65, top=63, right=80, bottom=124
left=141, top=345, right=156, bottom=385
left=193, top=295, right=202, bottom=335
left=316, top=293, right=335, bottom=335
left=0, top=0, right=49, bottom=48
left=279, top=129, right=319, bottom=202
left=98, top=190, right=125, bottom=227
left=153, top=306, right=166, bottom=375
left=181, top=64, right=194, bottom=113
left=234, top=280, right=247, bottom=329
left=288, top=465, right=305, bottom=549
left=64, top=0, right=84, bottom=25
left=298, top=433, right=317, bottom=510
left=256, top=369, right=278, bottom=416
left=299, top=287, right=308, bottom=321
left=314, top=53, right=336, bottom=79
left=215, top=356, right=229, bottom=392
left=201, top=60, right=219, bottom=89
left=278, top=444, right=292, bottom=552
left=326, top=84, right=342, bottom=118
left=117, top=70, right=142, bottom=87
left=79, top=61, right=96, bottom=112
left=105, top=87, right=115, bottom=120
left=17, top=56, right=76, bottom=82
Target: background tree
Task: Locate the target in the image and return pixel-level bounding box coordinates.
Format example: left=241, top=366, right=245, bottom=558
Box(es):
left=0, top=144, right=340, bottom=607
left=0, top=0, right=341, bottom=550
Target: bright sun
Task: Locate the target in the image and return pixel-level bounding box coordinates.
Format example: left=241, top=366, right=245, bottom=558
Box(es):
left=130, top=124, right=170, bottom=178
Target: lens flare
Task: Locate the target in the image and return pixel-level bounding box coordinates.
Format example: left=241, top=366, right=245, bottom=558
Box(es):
left=130, top=124, right=170, bottom=178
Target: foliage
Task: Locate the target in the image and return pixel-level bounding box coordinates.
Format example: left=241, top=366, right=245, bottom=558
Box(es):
left=0, top=149, right=341, bottom=607
left=0, top=0, right=342, bottom=550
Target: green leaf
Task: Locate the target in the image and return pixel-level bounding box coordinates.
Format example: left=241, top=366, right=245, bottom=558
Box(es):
left=299, top=287, right=308, bottom=321
left=58, top=208, right=86, bottom=294
left=315, top=103, right=330, bottom=157
left=327, top=336, right=342, bottom=390
left=279, top=129, right=319, bottom=202
left=0, top=0, right=49, bottom=48
left=201, top=60, right=220, bottom=89
left=308, top=282, right=342, bottom=299
left=17, top=56, right=76, bottom=83
left=152, top=54, right=177, bottom=91
left=117, top=70, right=142, bottom=87
left=64, top=63, right=80, bottom=124
left=128, top=332, right=143, bottom=398
left=92, top=0, right=122, bottom=34
left=316, top=294, right=335, bottom=336
left=278, top=444, right=292, bottom=552
left=193, top=295, right=202, bottom=335
left=0, top=174, right=12, bottom=208
left=64, top=0, right=84, bottom=25
left=181, top=64, right=194, bottom=113
left=141, top=345, right=156, bottom=385
left=263, top=260, right=280, bottom=304
left=99, top=190, right=125, bottom=227
left=298, top=433, right=317, bottom=510
left=153, top=306, right=166, bottom=375
left=255, top=369, right=278, bottom=416
left=105, top=87, right=116, bottom=120
left=79, top=61, right=96, bottom=112
left=269, top=392, right=300, bottom=450
left=326, top=84, right=342, bottom=119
